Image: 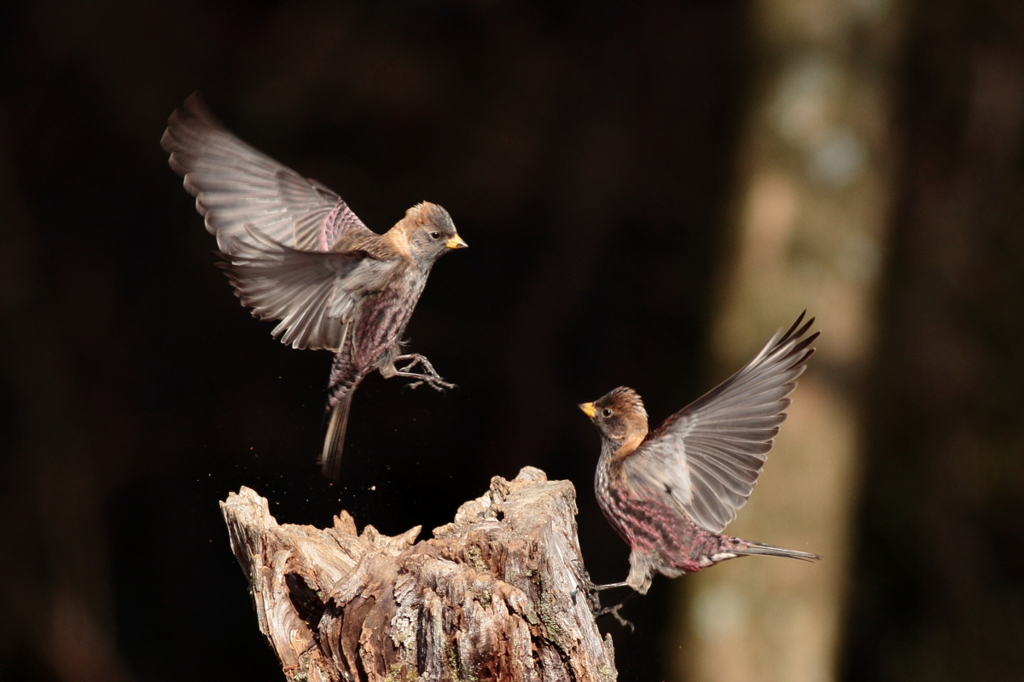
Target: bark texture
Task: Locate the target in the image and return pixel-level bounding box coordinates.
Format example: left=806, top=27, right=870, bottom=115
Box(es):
left=220, top=467, right=617, bottom=682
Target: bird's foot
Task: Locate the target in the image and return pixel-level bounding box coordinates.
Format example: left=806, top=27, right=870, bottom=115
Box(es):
left=570, top=560, right=636, bottom=629
left=569, top=560, right=631, bottom=616
left=395, top=354, right=455, bottom=392
left=395, top=352, right=440, bottom=375
left=571, top=559, right=626, bottom=590
left=596, top=600, right=635, bottom=632
left=572, top=581, right=631, bottom=619
left=569, top=582, right=605, bottom=614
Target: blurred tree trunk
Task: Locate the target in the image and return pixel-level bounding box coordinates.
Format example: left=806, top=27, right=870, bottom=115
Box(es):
left=671, top=1, right=904, bottom=681
left=842, top=2, right=1024, bottom=680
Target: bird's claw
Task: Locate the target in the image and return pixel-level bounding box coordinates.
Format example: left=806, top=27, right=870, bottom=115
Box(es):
left=569, top=560, right=607, bottom=614
left=596, top=602, right=635, bottom=632
left=395, top=354, right=455, bottom=392
left=396, top=353, right=438, bottom=375
left=396, top=373, right=456, bottom=392
left=568, top=559, right=636, bottom=626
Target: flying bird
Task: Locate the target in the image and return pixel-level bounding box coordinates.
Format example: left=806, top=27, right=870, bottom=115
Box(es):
left=579, top=313, right=821, bottom=595
left=161, top=94, right=467, bottom=479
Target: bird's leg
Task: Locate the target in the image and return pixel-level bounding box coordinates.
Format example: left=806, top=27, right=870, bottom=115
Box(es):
left=585, top=580, right=631, bottom=592
left=568, top=559, right=636, bottom=624
left=579, top=579, right=634, bottom=627
left=394, top=353, right=456, bottom=392
left=569, top=559, right=632, bottom=594
left=569, top=558, right=636, bottom=629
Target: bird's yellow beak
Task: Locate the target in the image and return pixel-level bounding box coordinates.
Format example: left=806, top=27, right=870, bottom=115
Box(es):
left=446, top=234, right=468, bottom=250
left=579, top=402, right=596, bottom=418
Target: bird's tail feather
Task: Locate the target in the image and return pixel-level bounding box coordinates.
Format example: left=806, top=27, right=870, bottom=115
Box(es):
left=320, top=390, right=353, bottom=480
left=732, top=539, right=821, bottom=562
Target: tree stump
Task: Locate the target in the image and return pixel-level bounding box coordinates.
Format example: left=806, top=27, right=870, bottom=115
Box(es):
left=220, top=467, right=618, bottom=682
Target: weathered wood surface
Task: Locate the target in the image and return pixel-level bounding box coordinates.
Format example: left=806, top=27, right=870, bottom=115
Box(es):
left=220, top=467, right=618, bottom=682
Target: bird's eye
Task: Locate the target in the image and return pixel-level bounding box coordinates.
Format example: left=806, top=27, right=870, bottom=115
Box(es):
left=602, top=408, right=613, bottom=418
left=429, top=231, right=441, bottom=240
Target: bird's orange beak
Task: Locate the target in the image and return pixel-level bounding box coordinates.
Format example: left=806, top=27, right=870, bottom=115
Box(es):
left=579, top=402, right=596, bottom=418
left=446, top=234, right=468, bottom=249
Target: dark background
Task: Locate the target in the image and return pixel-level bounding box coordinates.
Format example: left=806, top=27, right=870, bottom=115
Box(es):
left=1, top=1, right=1022, bottom=681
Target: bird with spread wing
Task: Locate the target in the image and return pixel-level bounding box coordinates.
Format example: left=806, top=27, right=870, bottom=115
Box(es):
left=579, top=313, right=821, bottom=595
left=162, top=94, right=467, bottom=479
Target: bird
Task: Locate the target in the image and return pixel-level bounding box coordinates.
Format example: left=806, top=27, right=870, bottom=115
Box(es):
left=578, top=312, right=821, bottom=595
left=161, top=94, right=468, bottom=479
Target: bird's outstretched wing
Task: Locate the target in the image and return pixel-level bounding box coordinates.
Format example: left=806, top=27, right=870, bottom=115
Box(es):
left=161, top=93, right=374, bottom=254
left=623, top=313, right=819, bottom=533
left=217, top=227, right=397, bottom=351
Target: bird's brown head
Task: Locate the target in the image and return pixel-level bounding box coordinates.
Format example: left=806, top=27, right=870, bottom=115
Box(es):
left=397, top=202, right=467, bottom=264
left=579, top=387, right=649, bottom=454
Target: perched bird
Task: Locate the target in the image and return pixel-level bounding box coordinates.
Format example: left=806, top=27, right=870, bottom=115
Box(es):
left=579, top=313, right=821, bottom=594
left=161, top=94, right=467, bottom=479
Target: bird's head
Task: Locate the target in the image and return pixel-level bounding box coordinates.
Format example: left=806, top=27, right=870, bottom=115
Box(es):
left=579, top=386, right=649, bottom=447
left=399, top=202, right=467, bottom=264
